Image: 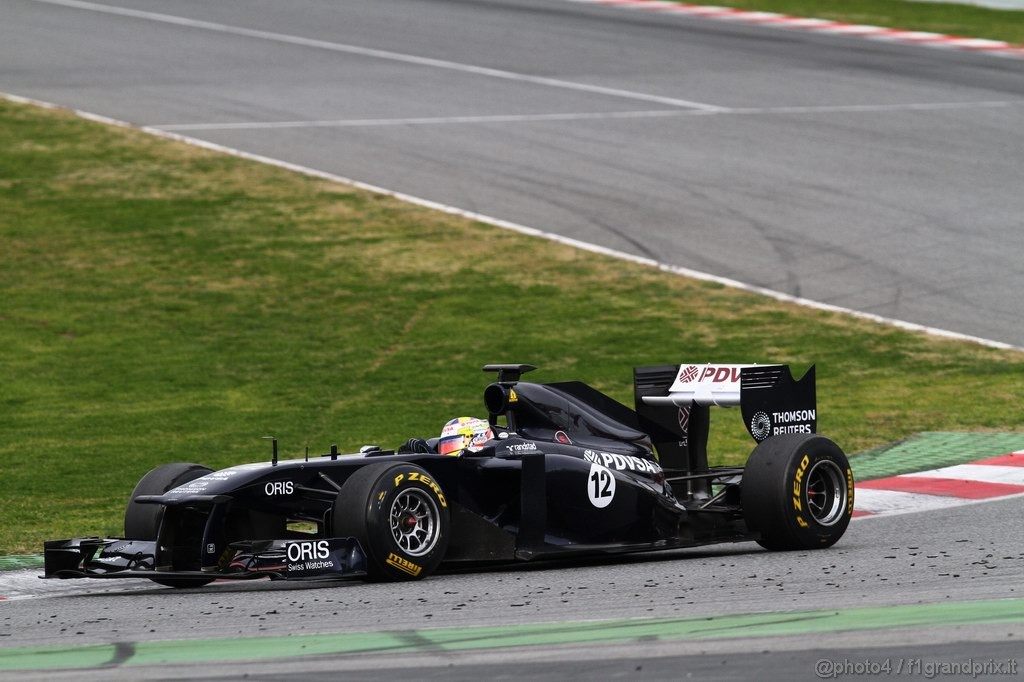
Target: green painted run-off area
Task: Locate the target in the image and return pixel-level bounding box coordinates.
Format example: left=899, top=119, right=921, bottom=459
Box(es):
left=1, top=597, right=1022, bottom=671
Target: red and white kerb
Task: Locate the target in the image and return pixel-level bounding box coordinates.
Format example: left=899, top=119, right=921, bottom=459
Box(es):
left=854, top=451, right=1024, bottom=519
left=564, top=0, right=1024, bottom=60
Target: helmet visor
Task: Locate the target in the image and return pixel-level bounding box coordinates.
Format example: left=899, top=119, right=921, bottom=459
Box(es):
left=438, top=434, right=470, bottom=456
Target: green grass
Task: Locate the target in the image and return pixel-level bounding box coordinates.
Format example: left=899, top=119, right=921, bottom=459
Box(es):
left=1, top=100, right=1023, bottom=554
left=682, top=0, right=1024, bottom=45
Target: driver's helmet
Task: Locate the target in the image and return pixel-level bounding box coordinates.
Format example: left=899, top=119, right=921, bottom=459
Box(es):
left=438, top=417, right=494, bottom=456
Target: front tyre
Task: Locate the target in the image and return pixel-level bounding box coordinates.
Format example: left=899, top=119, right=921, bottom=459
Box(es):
left=332, top=463, right=450, bottom=581
left=741, top=434, right=854, bottom=551
left=124, top=462, right=215, bottom=588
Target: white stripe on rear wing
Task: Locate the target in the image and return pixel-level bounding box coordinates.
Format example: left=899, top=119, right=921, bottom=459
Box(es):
left=640, top=363, right=781, bottom=407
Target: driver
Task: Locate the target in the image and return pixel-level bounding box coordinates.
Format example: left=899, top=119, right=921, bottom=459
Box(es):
left=438, top=417, right=494, bottom=456
left=399, top=416, right=494, bottom=455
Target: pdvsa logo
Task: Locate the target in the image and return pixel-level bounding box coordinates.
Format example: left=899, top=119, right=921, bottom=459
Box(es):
left=677, top=407, right=690, bottom=446
left=678, top=365, right=699, bottom=383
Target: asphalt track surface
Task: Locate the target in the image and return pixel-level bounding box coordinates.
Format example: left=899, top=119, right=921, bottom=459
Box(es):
left=1, top=496, right=1022, bottom=678
left=2, top=0, right=1024, bottom=346
left=2, top=0, right=1024, bottom=677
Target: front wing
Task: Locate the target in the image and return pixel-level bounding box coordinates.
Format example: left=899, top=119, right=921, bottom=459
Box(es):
left=42, top=536, right=368, bottom=582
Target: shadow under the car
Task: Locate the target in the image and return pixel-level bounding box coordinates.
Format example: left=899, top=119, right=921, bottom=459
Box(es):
left=60, top=539, right=852, bottom=598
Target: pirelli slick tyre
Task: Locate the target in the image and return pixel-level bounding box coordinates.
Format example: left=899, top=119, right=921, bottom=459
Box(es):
left=333, top=462, right=450, bottom=582
left=741, top=434, right=854, bottom=551
left=124, top=462, right=215, bottom=588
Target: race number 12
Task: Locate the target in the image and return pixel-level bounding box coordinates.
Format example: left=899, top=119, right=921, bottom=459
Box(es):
left=587, top=463, right=616, bottom=508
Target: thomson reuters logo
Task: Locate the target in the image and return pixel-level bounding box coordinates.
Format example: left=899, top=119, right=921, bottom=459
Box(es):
left=750, top=411, right=771, bottom=441
left=678, top=365, right=699, bottom=383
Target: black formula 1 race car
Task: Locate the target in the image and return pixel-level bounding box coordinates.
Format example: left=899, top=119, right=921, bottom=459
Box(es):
left=44, top=363, right=854, bottom=586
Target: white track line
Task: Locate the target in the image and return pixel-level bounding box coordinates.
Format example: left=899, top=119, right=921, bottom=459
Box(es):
left=0, top=569, right=153, bottom=601
left=149, top=100, right=1024, bottom=131
left=726, top=100, right=1024, bottom=116
left=25, top=0, right=725, bottom=113
left=904, top=464, right=1024, bottom=485
left=3, top=91, right=1021, bottom=353
left=152, top=110, right=711, bottom=131
left=854, top=489, right=970, bottom=515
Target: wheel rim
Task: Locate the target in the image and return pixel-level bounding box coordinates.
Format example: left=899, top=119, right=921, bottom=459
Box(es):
left=389, top=488, right=440, bottom=557
left=805, top=460, right=847, bottom=526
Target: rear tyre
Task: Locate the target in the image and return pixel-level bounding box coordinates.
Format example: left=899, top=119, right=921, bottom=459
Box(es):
left=741, top=434, right=854, bottom=551
left=333, top=462, right=450, bottom=581
left=124, top=462, right=215, bottom=588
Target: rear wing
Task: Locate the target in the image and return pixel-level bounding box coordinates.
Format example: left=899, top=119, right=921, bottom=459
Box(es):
left=633, top=364, right=816, bottom=474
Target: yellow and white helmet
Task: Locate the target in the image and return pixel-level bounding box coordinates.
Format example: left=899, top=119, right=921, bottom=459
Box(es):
left=438, top=417, right=494, bottom=456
